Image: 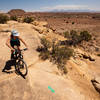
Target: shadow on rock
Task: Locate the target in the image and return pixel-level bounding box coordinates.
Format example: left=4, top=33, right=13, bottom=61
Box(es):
left=91, top=79, right=100, bottom=94
left=2, top=60, right=16, bottom=74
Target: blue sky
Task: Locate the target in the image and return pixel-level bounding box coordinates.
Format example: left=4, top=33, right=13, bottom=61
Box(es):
left=0, top=0, right=100, bottom=12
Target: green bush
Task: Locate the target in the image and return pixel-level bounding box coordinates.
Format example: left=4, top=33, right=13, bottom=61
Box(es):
left=70, top=30, right=81, bottom=45
left=63, top=31, right=70, bottom=38
left=80, top=31, right=92, bottom=41
left=54, top=46, right=73, bottom=60
left=23, top=17, right=34, bottom=23
left=40, top=37, right=51, bottom=51
left=38, top=37, right=51, bottom=60
left=70, top=30, right=77, bottom=36
left=51, top=45, right=73, bottom=73
left=63, top=30, right=92, bottom=46
left=10, top=16, right=17, bottom=21
left=38, top=37, right=74, bottom=74
left=0, top=14, right=9, bottom=24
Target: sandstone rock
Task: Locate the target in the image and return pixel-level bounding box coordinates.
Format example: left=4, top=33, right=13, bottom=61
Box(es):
left=32, top=21, right=48, bottom=27
left=91, top=77, right=100, bottom=93
left=82, top=53, right=95, bottom=61
left=8, top=9, right=25, bottom=16
left=32, top=21, right=39, bottom=26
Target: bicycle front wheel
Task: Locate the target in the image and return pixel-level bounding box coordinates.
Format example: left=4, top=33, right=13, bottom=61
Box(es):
left=17, top=59, right=28, bottom=76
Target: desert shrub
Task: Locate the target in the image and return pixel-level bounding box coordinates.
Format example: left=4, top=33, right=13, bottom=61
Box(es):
left=92, top=15, right=100, bottom=19
left=23, top=17, right=34, bottom=23
left=97, top=54, right=100, bottom=57
left=37, top=37, right=74, bottom=74
left=70, top=30, right=81, bottom=45
left=0, top=14, right=9, bottom=24
left=52, top=46, right=73, bottom=73
left=53, top=46, right=73, bottom=62
left=51, top=41, right=73, bottom=74
left=63, top=30, right=92, bottom=46
left=70, top=30, right=77, bottom=36
left=38, top=37, right=51, bottom=60
left=40, top=37, right=51, bottom=51
left=63, top=31, right=70, bottom=38
left=63, top=66, right=68, bottom=74
left=80, top=31, right=92, bottom=41
left=39, top=51, right=50, bottom=60
left=72, top=22, right=75, bottom=24
left=10, top=16, right=17, bottom=21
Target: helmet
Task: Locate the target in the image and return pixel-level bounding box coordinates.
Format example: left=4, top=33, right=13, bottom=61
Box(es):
left=11, top=30, right=19, bottom=36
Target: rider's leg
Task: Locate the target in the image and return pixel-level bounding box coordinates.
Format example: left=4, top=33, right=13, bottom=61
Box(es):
left=10, top=40, right=15, bottom=60
left=17, top=46, right=21, bottom=54
left=11, top=49, right=14, bottom=59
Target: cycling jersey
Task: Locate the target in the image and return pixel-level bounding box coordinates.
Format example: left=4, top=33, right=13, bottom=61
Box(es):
left=10, top=38, right=20, bottom=47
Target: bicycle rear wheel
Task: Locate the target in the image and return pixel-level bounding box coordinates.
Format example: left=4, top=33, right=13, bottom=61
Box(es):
left=17, top=59, right=28, bottom=76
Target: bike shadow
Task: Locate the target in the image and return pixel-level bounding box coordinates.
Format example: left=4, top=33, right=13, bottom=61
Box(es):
left=2, top=60, right=26, bottom=79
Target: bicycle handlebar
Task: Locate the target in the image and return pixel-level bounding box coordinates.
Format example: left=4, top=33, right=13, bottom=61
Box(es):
left=13, top=48, right=28, bottom=54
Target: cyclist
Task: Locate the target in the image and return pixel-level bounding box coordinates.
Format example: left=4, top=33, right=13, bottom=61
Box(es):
left=6, top=30, right=28, bottom=59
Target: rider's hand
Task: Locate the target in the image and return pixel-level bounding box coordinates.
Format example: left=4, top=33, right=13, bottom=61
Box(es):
left=26, top=47, right=29, bottom=50
left=11, top=48, right=15, bottom=53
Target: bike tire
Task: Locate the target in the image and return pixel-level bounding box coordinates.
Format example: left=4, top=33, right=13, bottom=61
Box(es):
left=17, top=59, right=28, bottom=76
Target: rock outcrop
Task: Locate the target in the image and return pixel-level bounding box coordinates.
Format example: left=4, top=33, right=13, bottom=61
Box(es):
left=91, top=77, right=100, bottom=93
left=8, top=9, right=25, bottom=16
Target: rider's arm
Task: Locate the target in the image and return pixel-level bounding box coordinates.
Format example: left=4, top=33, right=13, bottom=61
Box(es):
left=6, top=38, right=14, bottom=50
left=19, top=37, right=28, bottom=48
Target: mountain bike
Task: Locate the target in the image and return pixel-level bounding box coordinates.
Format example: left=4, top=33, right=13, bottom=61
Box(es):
left=13, top=48, right=28, bottom=76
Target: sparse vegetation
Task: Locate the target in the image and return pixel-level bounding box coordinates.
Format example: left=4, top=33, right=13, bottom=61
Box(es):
left=70, top=30, right=81, bottom=45
left=40, top=37, right=51, bottom=51
left=37, top=37, right=51, bottom=60
left=70, top=30, right=77, bottom=36
left=10, top=16, right=17, bottom=21
left=37, top=37, right=74, bottom=74
left=80, top=31, right=92, bottom=41
left=23, top=17, right=34, bottom=23
left=92, top=15, right=100, bottom=19
left=63, top=31, right=70, bottom=38
left=0, top=14, right=9, bottom=24
left=51, top=45, right=73, bottom=73
left=39, top=50, right=50, bottom=60
left=72, top=22, right=75, bottom=24
left=62, top=30, right=92, bottom=46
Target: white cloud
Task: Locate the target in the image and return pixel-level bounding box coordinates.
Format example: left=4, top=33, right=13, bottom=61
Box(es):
left=40, top=5, right=91, bottom=11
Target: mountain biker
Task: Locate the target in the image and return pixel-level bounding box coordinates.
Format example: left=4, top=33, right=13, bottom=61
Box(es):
left=6, top=30, right=28, bottom=59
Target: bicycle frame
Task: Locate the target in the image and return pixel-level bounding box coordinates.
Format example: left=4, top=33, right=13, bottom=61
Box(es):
left=13, top=48, right=27, bottom=60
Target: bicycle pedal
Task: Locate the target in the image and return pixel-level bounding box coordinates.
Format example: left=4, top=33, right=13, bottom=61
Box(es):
left=15, top=70, right=20, bottom=75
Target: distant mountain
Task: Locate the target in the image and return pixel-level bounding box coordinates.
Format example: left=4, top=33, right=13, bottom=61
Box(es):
left=0, top=10, right=5, bottom=13
left=49, top=9, right=96, bottom=12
